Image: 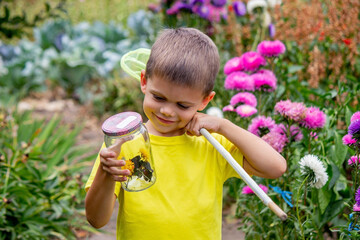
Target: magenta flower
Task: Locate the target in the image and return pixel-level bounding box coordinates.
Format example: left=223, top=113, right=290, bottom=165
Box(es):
left=233, top=1, right=246, bottom=16
left=224, top=57, right=243, bottom=75
left=301, top=107, right=327, bottom=129
left=262, top=129, right=288, bottom=153
left=251, top=69, right=277, bottom=92
left=276, top=124, right=303, bottom=142
left=275, top=100, right=307, bottom=122
left=353, top=203, right=360, bottom=212
left=343, top=134, right=357, bottom=145
left=351, top=111, right=360, bottom=123
left=230, top=92, right=257, bottom=107
left=257, top=40, right=286, bottom=57
left=310, top=131, right=319, bottom=140
left=235, top=105, right=258, bottom=117
left=348, top=156, right=360, bottom=166
left=239, top=51, right=267, bottom=72
left=224, top=71, right=254, bottom=91
left=222, top=105, right=235, bottom=112
left=242, top=184, right=268, bottom=194
left=248, top=115, right=276, bottom=137
left=356, top=186, right=360, bottom=205
left=206, top=3, right=228, bottom=22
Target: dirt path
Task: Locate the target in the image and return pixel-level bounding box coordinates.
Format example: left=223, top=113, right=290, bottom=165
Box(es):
left=19, top=94, right=245, bottom=240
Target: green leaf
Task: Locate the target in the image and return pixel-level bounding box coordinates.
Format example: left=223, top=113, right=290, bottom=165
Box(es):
left=318, top=188, right=331, bottom=214
left=328, top=162, right=340, bottom=189
left=345, top=106, right=353, bottom=127
left=288, top=65, right=304, bottom=73
left=334, top=132, right=347, bottom=167
left=320, top=200, right=345, bottom=228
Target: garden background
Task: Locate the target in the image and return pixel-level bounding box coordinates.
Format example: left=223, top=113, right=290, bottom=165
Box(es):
left=0, top=0, right=359, bottom=239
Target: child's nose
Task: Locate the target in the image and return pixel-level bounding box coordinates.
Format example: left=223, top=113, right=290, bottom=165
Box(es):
left=160, top=105, right=175, bottom=117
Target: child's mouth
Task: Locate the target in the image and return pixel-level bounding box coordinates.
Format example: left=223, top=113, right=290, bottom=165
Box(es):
left=156, top=115, right=175, bottom=125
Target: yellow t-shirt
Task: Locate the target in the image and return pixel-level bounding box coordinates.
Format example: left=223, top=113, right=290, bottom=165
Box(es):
left=85, top=133, right=243, bottom=240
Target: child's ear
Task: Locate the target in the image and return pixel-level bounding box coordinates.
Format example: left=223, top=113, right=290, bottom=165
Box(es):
left=140, top=70, right=147, bottom=93
left=198, top=91, right=215, bottom=111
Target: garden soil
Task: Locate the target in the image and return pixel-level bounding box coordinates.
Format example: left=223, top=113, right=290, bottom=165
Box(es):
left=18, top=93, right=244, bottom=240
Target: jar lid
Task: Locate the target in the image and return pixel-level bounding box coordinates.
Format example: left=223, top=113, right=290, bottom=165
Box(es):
left=102, top=112, right=142, bottom=136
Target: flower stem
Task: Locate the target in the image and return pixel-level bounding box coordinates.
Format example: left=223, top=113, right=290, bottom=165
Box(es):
left=296, top=176, right=309, bottom=240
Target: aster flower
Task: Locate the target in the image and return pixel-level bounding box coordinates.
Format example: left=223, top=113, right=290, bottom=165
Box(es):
left=349, top=120, right=360, bottom=139
left=248, top=115, right=276, bottom=137
left=223, top=57, right=243, bottom=75
left=251, top=69, right=277, bottom=91
left=353, top=203, right=360, bottom=212
left=299, top=154, right=328, bottom=189
left=206, top=2, right=228, bottom=22
left=247, top=0, right=267, bottom=14
left=193, top=4, right=210, bottom=18
left=262, top=128, right=288, bottom=153
left=206, top=106, right=224, bottom=118
left=211, top=0, right=227, bottom=7
left=275, top=124, right=303, bottom=142
left=222, top=105, right=235, bottom=112
left=232, top=1, right=246, bottom=16
left=310, top=132, right=319, bottom=140
left=351, top=111, right=360, bottom=123
left=268, top=23, right=276, bottom=38
left=235, top=105, right=258, bottom=117
left=257, top=40, right=286, bottom=57
left=275, top=100, right=307, bottom=122
left=230, top=92, right=257, bottom=107
left=166, top=1, right=193, bottom=15
left=348, top=155, right=360, bottom=166
left=356, top=186, right=360, bottom=205
left=224, top=71, right=254, bottom=91
left=301, top=107, right=327, bottom=129
left=343, top=134, right=357, bottom=145
left=239, top=51, right=267, bottom=72
left=242, top=184, right=268, bottom=194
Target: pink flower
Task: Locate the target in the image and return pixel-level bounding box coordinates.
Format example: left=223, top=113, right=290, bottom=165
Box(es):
left=310, top=131, right=319, bottom=140
left=239, top=51, right=267, bottom=72
left=353, top=203, right=360, bottom=212
left=222, top=105, right=235, bottom=112
left=242, top=184, right=268, bottom=194
left=348, top=156, right=360, bottom=165
left=230, top=92, right=257, bottom=107
left=248, top=115, right=276, bottom=137
left=224, top=71, right=254, bottom=91
left=257, top=40, right=286, bottom=57
left=301, top=107, right=327, bottom=129
left=224, top=57, right=243, bottom=75
left=351, top=111, right=360, bottom=123
left=343, top=134, right=357, bottom=145
left=275, top=100, right=307, bottom=122
left=235, top=105, right=258, bottom=117
left=262, top=128, right=288, bottom=153
left=251, top=69, right=277, bottom=92
left=276, top=124, right=303, bottom=141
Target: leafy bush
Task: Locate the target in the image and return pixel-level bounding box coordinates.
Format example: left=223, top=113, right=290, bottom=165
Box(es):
left=0, top=109, right=96, bottom=239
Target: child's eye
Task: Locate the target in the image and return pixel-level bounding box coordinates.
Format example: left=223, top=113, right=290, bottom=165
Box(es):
left=153, top=95, right=165, bottom=101
left=177, top=103, right=189, bottom=109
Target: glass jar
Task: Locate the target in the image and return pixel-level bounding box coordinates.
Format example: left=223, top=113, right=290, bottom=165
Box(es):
left=102, top=112, right=156, bottom=192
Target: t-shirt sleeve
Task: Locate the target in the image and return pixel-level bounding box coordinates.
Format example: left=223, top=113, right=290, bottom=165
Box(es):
left=85, top=142, right=122, bottom=197
left=212, top=134, right=244, bottom=182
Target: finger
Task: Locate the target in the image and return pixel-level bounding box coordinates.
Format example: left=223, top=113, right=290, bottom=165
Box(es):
left=102, top=165, right=131, bottom=176
left=113, top=175, right=128, bottom=182
left=100, top=148, right=117, bottom=159
left=107, top=138, right=128, bottom=155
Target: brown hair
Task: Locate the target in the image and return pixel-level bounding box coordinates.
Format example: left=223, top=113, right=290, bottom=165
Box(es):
left=145, top=28, right=220, bottom=97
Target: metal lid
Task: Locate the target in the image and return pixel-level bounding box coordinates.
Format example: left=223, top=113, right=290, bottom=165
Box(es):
left=102, top=112, right=142, bottom=136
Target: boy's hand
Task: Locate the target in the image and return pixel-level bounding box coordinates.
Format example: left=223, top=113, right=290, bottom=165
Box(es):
left=99, top=139, right=131, bottom=182
left=185, top=112, right=222, bottom=136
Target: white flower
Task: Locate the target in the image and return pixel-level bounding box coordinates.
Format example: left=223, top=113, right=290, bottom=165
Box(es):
left=266, top=0, right=282, bottom=8
left=299, top=154, right=328, bottom=189
left=206, top=107, right=223, bottom=118
left=247, top=0, right=268, bottom=14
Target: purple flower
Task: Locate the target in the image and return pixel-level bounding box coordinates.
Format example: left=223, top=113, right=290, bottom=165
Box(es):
left=206, top=3, right=228, bottom=22
left=348, top=155, right=360, bottom=166
left=257, top=40, right=286, bottom=57
left=230, top=92, right=257, bottom=107
left=275, top=100, right=307, bottom=122
left=262, top=128, right=288, bottom=153
left=351, top=111, right=360, bottom=123
left=166, top=1, right=193, bottom=15
left=248, top=115, right=276, bottom=137
left=342, top=134, right=357, bottom=145
left=193, top=4, right=210, bottom=18
left=269, top=23, right=276, bottom=38
left=211, top=0, right=227, bottom=7
left=224, top=57, right=243, bottom=75
left=348, top=120, right=360, bottom=137
left=301, top=107, right=327, bottom=129
left=224, top=71, right=254, bottom=91
left=222, top=105, right=235, bottom=112
left=235, top=105, right=258, bottom=117
left=233, top=1, right=246, bottom=16
left=251, top=69, right=277, bottom=92
left=239, top=51, right=267, bottom=72
left=356, top=186, right=360, bottom=205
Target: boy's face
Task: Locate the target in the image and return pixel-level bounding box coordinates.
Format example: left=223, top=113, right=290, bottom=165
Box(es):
left=140, top=72, right=214, bottom=137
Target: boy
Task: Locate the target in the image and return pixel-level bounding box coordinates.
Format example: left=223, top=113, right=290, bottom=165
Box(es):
left=85, top=28, right=286, bottom=240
